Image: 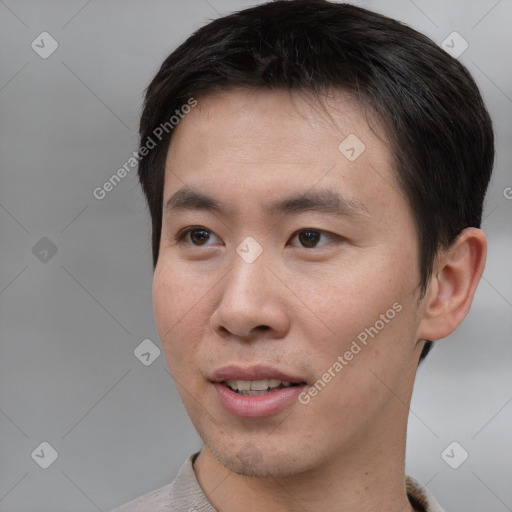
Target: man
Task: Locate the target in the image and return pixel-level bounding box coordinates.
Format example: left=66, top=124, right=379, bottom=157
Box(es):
left=113, top=1, right=494, bottom=510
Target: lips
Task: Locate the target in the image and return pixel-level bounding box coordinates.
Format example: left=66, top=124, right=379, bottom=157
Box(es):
left=210, top=365, right=307, bottom=418
left=210, top=365, right=306, bottom=384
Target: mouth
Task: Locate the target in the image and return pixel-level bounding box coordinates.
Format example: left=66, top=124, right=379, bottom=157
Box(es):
left=210, top=366, right=308, bottom=418
left=222, top=379, right=305, bottom=396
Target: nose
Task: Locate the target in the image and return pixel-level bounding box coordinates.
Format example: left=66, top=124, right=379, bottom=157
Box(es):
left=210, top=253, right=290, bottom=341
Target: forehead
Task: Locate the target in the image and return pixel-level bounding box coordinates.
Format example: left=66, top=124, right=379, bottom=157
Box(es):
left=164, top=87, right=401, bottom=214
left=169, top=87, right=388, bottom=156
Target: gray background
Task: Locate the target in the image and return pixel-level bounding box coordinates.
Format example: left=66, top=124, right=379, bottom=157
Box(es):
left=0, top=0, right=511, bottom=510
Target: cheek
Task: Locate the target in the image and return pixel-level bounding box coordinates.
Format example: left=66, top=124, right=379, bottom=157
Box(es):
left=294, top=253, right=413, bottom=328
left=153, top=266, right=183, bottom=333
left=304, top=301, right=419, bottom=424
left=290, top=249, right=420, bottom=380
left=153, top=258, right=214, bottom=324
left=152, top=262, right=211, bottom=368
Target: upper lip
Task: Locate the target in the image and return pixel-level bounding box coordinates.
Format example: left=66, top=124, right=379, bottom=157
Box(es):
left=210, top=365, right=306, bottom=383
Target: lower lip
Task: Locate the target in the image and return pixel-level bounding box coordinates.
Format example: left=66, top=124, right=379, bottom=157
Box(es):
left=212, top=383, right=306, bottom=418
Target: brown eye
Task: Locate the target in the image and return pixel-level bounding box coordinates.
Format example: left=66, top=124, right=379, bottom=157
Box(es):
left=298, top=230, right=321, bottom=248
left=290, top=229, right=337, bottom=249
left=177, top=227, right=220, bottom=246
left=189, top=229, right=211, bottom=245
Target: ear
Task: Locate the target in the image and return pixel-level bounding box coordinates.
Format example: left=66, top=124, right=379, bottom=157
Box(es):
left=417, top=228, right=487, bottom=342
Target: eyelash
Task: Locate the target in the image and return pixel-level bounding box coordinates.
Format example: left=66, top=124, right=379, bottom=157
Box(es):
left=175, top=226, right=339, bottom=249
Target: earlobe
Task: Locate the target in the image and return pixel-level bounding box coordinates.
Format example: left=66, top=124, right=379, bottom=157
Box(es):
left=417, top=228, right=487, bottom=342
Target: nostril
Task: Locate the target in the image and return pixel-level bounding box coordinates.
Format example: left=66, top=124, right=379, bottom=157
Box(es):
left=216, top=324, right=270, bottom=338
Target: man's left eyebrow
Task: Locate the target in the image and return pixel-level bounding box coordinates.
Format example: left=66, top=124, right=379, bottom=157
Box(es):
left=263, top=188, right=368, bottom=218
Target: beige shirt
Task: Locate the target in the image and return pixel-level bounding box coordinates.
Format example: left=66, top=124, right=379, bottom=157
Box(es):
left=111, top=452, right=445, bottom=512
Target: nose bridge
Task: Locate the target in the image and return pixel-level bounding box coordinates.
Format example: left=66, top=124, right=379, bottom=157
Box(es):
left=225, top=242, right=272, bottom=304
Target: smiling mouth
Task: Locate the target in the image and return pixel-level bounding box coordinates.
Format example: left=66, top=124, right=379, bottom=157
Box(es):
left=222, top=379, right=305, bottom=396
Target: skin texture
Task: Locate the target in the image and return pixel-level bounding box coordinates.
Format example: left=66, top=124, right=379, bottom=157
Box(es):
left=152, top=87, right=487, bottom=512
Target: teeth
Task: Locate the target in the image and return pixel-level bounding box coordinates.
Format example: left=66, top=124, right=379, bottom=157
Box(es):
left=224, top=378, right=294, bottom=392
left=251, top=379, right=270, bottom=391
left=235, top=380, right=251, bottom=391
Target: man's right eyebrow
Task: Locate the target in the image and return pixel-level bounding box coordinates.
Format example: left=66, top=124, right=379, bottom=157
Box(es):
left=164, top=188, right=229, bottom=214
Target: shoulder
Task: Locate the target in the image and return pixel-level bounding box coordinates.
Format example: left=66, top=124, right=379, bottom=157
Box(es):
left=110, top=482, right=173, bottom=512
left=109, top=452, right=215, bottom=512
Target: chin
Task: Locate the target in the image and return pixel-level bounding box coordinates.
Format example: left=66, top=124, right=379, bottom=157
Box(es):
left=206, top=436, right=318, bottom=479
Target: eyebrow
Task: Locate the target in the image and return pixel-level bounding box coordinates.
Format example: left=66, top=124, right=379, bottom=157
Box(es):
left=264, top=188, right=368, bottom=217
left=165, top=188, right=229, bottom=214
left=164, top=187, right=368, bottom=218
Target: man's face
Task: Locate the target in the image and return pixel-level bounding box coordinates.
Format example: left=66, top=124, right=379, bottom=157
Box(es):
left=153, top=88, right=425, bottom=477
